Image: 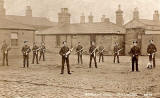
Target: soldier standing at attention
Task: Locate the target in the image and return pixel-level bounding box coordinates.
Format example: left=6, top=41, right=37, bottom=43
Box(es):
left=147, top=40, right=157, bottom=68
left=76, top=42, right=83, bottom=64
left=129, top=41, right=141, bottom=72
left=59, top=41, right=71, bottom=74
left=89, top=41, right=98, bottom=68
left=32, top=42, right=39, bottom=64
left=113, top=42, right=120, bottom=63
left=98, top=45, right=105, bottom=62
left=21, top=41, right=31, bottom=68
left=39, top=42, right=46, bottom=61
left=1, top=40, right=11, bottom=66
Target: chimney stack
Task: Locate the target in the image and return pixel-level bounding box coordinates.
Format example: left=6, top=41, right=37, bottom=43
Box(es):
left=116, top=5, right=124, bottom=26
left=133, top=8, right=139, bottom=20
left=58, top=8, right=71, bottom=24
left=80, top=13, right=85, bottom=24
left=25, top=6, right=32, bottom=17
left=104, top=18, right=110, bottom=22
left=0, top=0, right=6, bottom=16
left=101, top=15, right=106, bottom=22
left=88, top=12, right=93, bottom=23
left=153, top=10, right=159, bottom=21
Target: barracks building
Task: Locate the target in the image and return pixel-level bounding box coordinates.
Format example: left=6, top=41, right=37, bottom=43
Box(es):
left=36, top=6, right=160, bottom=56
left=36, top=7, right=126, bottom=55
left=0, top=0, right=55, bottom=56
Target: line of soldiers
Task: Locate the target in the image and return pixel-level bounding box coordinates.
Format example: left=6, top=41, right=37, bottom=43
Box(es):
left=59, top=41, right=123, bottom=74
left=0, top=39, right=157, bottom=74
left=129, top=40, right=157, bottom=72
left=21, top=41, right=46, bottom=68
left=59, top=39, right=157, bottom=74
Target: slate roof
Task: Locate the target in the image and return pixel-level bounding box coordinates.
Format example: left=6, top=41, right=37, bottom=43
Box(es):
left=0, top=17, right=35, bottom=30
left=125, top=19, right=160, bottom=30
left=37, top=22, right=126, bottom=35
left=6, top=15, right=57, bottom=30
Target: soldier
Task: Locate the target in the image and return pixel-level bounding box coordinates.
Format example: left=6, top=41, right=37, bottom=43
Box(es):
left=129, top=41, right=141, bottom=72
left=113, top=42, right=121, bottom=63
left=32, top=42, right=39, bottom=64
left=21, top=41, right=31, bottom=68
left=1, top=40, right=11, bottom=66
left=98, top=45, right=105, bottom=62
left=76, top=42, right=83, bottom=64
left=89, top=41, right=98, bottom=68
left=147, top=40, right=157, bottom=68
left=59, top=41, right=71, bottom=74
left=39, top=42, right=46, bottom=61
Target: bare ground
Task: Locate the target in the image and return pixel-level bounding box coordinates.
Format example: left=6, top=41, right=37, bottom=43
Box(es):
left=0, top=54, right=159, bottom=98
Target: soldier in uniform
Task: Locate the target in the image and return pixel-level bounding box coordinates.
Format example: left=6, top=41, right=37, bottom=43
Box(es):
left=1, top=40, right=11, bottom=66
left=21, top=41, right=31, bottom=68
left=113, top=42, right=120, bottom=63
left=147, top=40, right=157, bottom=68
left=76, top=42, right=83, bottom=64
left=129, top=41, right=141, bottom=72
left=39, top=42, right=46, bottom=61
left=32, top=42, right=39, bottom=64
left=89, top=41, right=98, bottom=68
left=98, top=45, right=104, bottom=62
left=59, top=41, right=71, bottom=74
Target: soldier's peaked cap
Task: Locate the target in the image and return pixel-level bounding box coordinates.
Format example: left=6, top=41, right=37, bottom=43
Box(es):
left=149, top=40, right=153, bottom=42
left=24, top=41, right=28, bottom=43
left=63, top=41, right=66, bottom=44
left=133, top=41, right=137, bottom=43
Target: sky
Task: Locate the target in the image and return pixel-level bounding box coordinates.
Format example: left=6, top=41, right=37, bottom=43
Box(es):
left=4, top=0, right=160, bottom=23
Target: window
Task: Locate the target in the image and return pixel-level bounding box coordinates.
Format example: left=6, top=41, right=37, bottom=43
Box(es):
left=56, top=35, right=60, bottom=47
left=42, top=35, right=45, bottom=42
left=11, top=32, right=18, bottom=46
left=90, top=35, right=96, bottom=44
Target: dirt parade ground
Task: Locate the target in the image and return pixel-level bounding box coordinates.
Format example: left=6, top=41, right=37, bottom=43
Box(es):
left=0, top=54, right=160, bottom=98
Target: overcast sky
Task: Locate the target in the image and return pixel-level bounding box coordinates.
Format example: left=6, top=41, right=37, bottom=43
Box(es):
left=4, top=0, right=160, bottom=23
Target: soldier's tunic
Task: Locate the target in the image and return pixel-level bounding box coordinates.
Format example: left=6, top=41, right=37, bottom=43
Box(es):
left=113, top=45, right=120, bottom=63
left=39, top=45, right=46, bottom=61
left=76, top=45, right=83, bottom=64
left=59, top=46, right=70, bottom=74
left=147, top=43, right=157, bottom=68
left=89, top=45, right=98, bottom=68
left=98, top=46, right=104, bottom=62
left=129, top=46, right=141, bottom=72
left=1, top=43, right=10, bottom=66
left=32, top=45, right=39, bottom=64
left=22, top=45, right=31, bottom=67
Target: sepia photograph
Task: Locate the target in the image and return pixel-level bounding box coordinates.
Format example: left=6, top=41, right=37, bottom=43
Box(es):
left=0, top=0, right=159, bottom=98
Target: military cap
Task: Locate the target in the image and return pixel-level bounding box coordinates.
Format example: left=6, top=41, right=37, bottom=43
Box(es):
left=149, top=40, right=153, bottom=42
left=133, top=41, right=137, bottom=43
left=63, top=41, right=67, bottom=44
left=24, top=41, right=28, bottom=43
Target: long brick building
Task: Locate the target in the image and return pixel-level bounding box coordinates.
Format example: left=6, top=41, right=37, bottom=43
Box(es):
left=36, top=8, right=126, bottom=55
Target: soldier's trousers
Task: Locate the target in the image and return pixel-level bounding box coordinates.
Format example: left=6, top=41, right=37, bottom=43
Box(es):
left=89, top=55, right=97, bottom=68
left=23, top=55, right=29, bottom=67
left=39, top=52, right=45, bottom=61
left=77, top=54, right=83, bottom=64
left=149, top=55, right=156, bottom=68
left=61, top=56, right=70, bottom=74
left=99, top=53, right=104, bottom=62
left=114, top=54, right=119, bottom=63
left=32, top=53, right=39, bottom=64
left=2, top=53, right=8, bottom=66
left=132, top=57, right=139, bottom=71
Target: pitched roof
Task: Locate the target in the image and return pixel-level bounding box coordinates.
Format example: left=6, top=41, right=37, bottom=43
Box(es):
left=0, top=17, right=35, bottom=30
left=6, top=15, right=57, bottom=30
left=37, top=22, right=125, bottom=35
left=125, top=19, right=160, bottom=30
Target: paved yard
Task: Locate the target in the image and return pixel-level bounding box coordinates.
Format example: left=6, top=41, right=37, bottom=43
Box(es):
left=0, top=54, right=159, bottom=98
